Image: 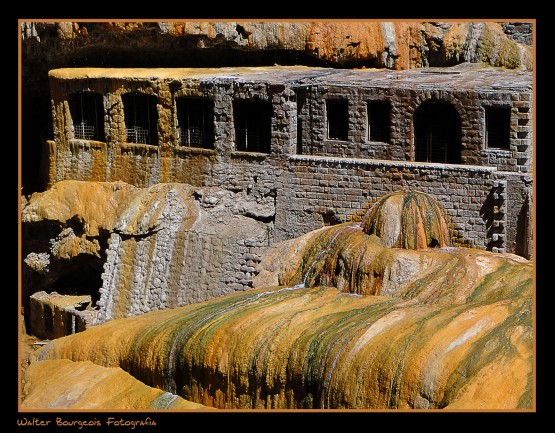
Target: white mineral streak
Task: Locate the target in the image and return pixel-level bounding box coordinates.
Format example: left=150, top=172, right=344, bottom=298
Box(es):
left=96, top=233, right=122, bottom=323
left=380, top=22, right=398, bottom=69
left=84, top=183, right=274, bottom=324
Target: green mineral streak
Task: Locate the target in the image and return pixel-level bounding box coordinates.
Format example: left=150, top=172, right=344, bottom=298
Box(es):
left=496, top=38, right=521, bottom=69
left=36, top=189, right=533, bottom=409
left=465, top=262, right=532, bottom=304
left=517, top=371, right=534, bottom=409
left=441, top=296, right=533, bottom=408
left=476, top=25, right=495, bottom=65
left=293, top=297, right=399, bottom=408
left=400, top=255, right=461, bottom=302
left=362, top=190, right=451, bottom=249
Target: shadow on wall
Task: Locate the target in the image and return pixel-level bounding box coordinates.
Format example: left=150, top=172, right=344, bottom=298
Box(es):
left=515, top=194, right=532, bottom=259
left=480, top=189, right=496, bottom=251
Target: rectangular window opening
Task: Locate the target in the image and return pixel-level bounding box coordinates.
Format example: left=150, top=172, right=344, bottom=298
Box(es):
left=485, top=107, right=511, bottom=149
left=176, top=98, right=215, bottom=149
left=233, top=100, right=272, bottom=154
left=368, top=100, right=391, bottom=143
left=326, top=99, right=348, bottom=141
left=44, top=305, right=53, bottom=334
left=122, top=93, right=159, bottom=145
left=69, top=92, right=105, bottom=141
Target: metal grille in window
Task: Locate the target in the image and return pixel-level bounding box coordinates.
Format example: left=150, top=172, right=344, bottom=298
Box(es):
left=126, top=126, right=151, bottom=144
left=326, top=99, right=348, bottom=141
left=122, top=93, right=158, bottom=145
left=485, top=107, right=511, bottom=149
left=74, top=123, right=97, bottom=140
left=368, top=100, right=391, bottom=142
left=69, top=92, right=105, bottom=141
left=176, top=98, right=214, bottom=149
left=233, top=100, right=272, bottom=153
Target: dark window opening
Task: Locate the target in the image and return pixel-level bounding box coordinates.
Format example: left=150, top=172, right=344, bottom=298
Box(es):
left=368, top=100, right=391, bottom=142
left=326, top=99, right=349, bottom=141
left=69, top=92, right=105, bottom=141
left=414, top=102, right=461, bottom=164
left=122, top=93, right=158, bottom=145
left=44, top=304, right=53, bottom=333
left=233, top=100, right=272, bottom=153
left=485, top=107, right=511, bottom=149
left=65, top=314, right=74, bottom=335
left=297, top=118, right=303, bottom=155
left=49, top=266, right=102, bottom=305
left=176, top=98, right=214, bottom=149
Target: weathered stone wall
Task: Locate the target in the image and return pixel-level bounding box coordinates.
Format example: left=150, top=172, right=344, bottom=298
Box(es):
left=296, top=75, right=533, bottom=173
left=47, top=70, right=297, bottom=204
left=21, top=21, right=533, bottom=195
left=478, top=90, right=533, bottom=172
left=503, top=172, right=533, bottom=258
left=276, top=155, right=532, bottom=256
left=96, top=187, right=273, bottom=324
left=29, top=292, right=93, bottom=340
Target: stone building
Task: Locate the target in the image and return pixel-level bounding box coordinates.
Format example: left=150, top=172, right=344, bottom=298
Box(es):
left=25, top=63, right=534, bottom=338
left=45, top=63, right=533, bottom=258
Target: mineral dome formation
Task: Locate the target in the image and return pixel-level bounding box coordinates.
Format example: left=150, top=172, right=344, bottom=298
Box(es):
left=24, top=190, right=533, bottom=410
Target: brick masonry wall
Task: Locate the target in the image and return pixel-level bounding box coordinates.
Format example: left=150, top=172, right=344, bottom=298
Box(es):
left=48, top=75, right=296, bottom=200
left=276, top=155, right=532, bottom=256
left=296, top=84, right=533, bottom=173
left=47, top=70, right=533, bottom=258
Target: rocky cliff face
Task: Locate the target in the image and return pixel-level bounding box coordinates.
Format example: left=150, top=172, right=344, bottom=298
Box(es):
left=21, top=21, right=532, bottom=75
left=31, top=192, right=532, bottom=410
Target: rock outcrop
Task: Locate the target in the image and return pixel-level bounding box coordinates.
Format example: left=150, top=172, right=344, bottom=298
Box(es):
left=21, top=21, right=532, bottom=72
left=33, top=208, right=532, bottom=409
left=22, top=180, right=274, bottom=335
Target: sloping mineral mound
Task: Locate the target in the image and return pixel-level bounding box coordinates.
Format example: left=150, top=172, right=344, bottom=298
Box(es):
left=31, top=192, right=532, bottom=409
left=22, top=359, right=210, bottom=410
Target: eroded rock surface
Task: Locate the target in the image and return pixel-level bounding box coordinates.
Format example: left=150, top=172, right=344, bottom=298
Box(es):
left=35, top=222, right=532, bottom=409
left=21, top=21, right=532, bottom=72
left=22, top=180, right=274, bottom=334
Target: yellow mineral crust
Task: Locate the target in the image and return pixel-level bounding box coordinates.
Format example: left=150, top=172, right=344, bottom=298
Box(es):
left=22, top=180, right=138, bottom=237
left=34, top=233, right=532, bottom=409
left=45, top=21, right=532, bottom=70
left=25, top=186, right=532, bottom=410
left=22, top=359, right=210, bottom=410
